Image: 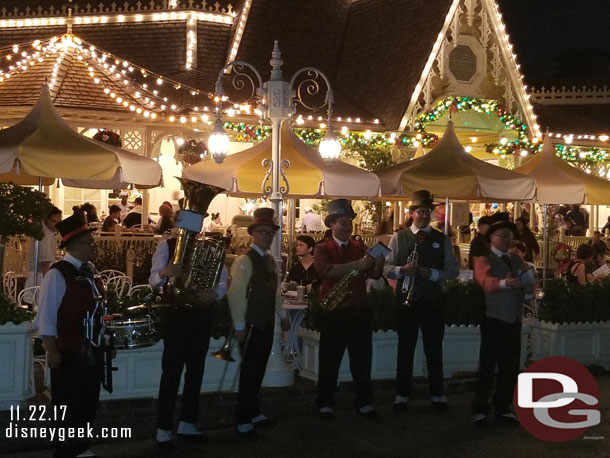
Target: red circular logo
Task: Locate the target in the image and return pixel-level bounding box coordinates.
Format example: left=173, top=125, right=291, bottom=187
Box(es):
left=514, top=356, right=600, bottom=442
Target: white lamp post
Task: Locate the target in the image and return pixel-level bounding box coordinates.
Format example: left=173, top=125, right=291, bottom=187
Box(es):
left=208, top=41, right=340, bottom=387
left=209, top=40, right=340, bottom=257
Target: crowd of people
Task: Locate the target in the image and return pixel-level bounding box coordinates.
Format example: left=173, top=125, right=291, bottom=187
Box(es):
left=25, top=188, right=610, bottom=456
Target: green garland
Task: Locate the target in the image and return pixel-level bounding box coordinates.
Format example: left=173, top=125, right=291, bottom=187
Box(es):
left=223, top=93, right=610, bottom=166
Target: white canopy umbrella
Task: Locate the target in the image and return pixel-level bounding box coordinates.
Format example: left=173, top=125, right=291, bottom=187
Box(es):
left=183, top=124, right=380, bottom=198
left=0, top=84, right=163, bottom=189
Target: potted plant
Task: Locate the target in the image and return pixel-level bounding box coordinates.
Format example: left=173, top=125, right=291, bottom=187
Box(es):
left=532, top=278, right=610, bottom=368
left=299, top=280, right=530, bottom=381
left=0, top=292, right=35, bottom=409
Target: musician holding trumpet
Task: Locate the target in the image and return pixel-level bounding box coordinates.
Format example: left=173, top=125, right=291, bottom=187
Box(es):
left=35, top=208, right=111, bottom=458
left=384, top=190, right=458, bottom=413
left=314, top=199, right=384, bottom=420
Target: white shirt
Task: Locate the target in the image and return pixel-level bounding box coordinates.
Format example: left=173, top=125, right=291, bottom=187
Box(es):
left=27, top=225, right=58, bottom=271
left=227, top=243, right=286, bottom=331
left=34, top=253, right=88, bottom=337
left=385, top=225, right=456, bottom=282
left=149, top=239, right=228, bottom=300
left=301, top=211, right=324, bottom=233
left=204, top=220, right=222, bottom=233
left=118, top=201, right=133, bottom=219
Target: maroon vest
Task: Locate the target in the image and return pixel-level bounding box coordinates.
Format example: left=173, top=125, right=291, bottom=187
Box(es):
left=316, top=239, right=367, bottom=310
left=52, top=261, right=101, bottom=353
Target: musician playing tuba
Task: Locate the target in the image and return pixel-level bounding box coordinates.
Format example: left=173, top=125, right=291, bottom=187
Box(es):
left=151, top=182, right=229, bottom=447
left=313, top=199, right=384, bottom=420
left=35, top=208, right=113, bottom=458
left=383, top=190, right=458, bottom=413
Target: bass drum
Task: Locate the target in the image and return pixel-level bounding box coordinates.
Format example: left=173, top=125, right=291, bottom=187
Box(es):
left=106, top=318, right=156, bottom=349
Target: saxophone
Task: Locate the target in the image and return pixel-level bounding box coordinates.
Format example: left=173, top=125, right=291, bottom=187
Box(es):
left=167, top=178, right=227, bottom=308
left=320, top=270, right=358, bottom=311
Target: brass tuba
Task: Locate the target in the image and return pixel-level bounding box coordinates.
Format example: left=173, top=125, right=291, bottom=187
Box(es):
left=167, top=178, right=226, bottom=308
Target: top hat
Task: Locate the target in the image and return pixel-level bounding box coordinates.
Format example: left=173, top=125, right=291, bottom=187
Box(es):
left=486, top=212, right=516, bottom=240
left=56, top=207, right=95, bottom=248
left=324, top=199, right=356, bottom=227
left=409, top=190, right=436, bottom=211
left=248, top=207, right=280, bottom=235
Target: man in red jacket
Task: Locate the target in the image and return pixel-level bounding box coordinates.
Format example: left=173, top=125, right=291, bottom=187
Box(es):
left=314, top=199, right=384, bottom=420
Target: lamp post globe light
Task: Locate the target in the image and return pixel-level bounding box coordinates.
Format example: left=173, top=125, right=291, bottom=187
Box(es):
left=209, top=40, right=341, bottom=260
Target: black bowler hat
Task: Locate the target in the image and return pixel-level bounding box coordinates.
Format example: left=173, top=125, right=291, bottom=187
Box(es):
left=409, top=190, right=436, bottom=211
left=486, top=212, right=517, bottom=240
left=56, top=207, right=95, bottom=248
left=324, top=199, right=356, bottom=227
left=248, top=208, right=280, bottom=235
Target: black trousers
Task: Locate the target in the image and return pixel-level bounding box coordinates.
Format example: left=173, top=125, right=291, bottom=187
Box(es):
left=472, top=317, right=521, bottom=416
left=157, top=307, right=213, bottom=430
left=236, top=322, right=274, bottom=425
left=51, top=349, right=101, bottom=458
left=316, top=307, right=373, bottom=409
left=396, top=298, right=445, bottom=397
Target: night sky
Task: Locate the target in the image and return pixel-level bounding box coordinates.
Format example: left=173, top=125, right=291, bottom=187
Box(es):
left=497, top=0, right=610, bottom=88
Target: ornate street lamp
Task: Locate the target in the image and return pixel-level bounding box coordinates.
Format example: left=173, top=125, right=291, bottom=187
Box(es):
left=208, top=41, right=341, bottom=256
left=208, top=42, right=341, bottom=388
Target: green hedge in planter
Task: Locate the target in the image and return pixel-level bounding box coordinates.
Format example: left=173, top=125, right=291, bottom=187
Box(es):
left=302, top=280, right=485, bottom=332
left=540, top=278, right=610, bottom=324
left=0, top=292, right=34, bottom=325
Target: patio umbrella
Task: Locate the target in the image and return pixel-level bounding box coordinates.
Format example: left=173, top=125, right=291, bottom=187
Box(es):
left=514, top=134, right=610, bottom=286
left=375, top=121, right=537, bottom=202
left=0, top=84, right=163, bottom=286
left=514, top=134, right=610, bottom=205
left=0, top=84, right=163, bottom=189
left=183, top=123, right=380, bottom=199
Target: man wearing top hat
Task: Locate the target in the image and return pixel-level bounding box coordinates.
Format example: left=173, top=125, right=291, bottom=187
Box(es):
left=471, top=212, right=535, bottom=427
left=228, top=207, right=290, bottom=437
left=314, top=199, right=385, bottom=420
left=35, top=208, right=107, bottom=458
left=384, top=190, right=459, bottom=412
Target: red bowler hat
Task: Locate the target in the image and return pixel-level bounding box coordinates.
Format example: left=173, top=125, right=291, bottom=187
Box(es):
left=56, top=207, right=95, bottom=248
left=248, top=208, right=280, bottom=235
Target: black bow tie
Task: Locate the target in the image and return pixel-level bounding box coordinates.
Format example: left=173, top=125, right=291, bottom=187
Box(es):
left=78, top=263, right=94, bottom=279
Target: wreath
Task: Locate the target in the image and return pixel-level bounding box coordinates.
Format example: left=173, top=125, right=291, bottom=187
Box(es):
left=178, top=139, right=208, bottom=164
left=93, top=129, right=122, bottom=148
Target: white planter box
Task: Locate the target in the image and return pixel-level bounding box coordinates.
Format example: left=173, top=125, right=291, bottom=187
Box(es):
left=99, top=338, right=241, bottom=400
left=0, top=322, right=34, bottom=410
left=45, top=338, right=242, bottom=401
left=532, top=321, right=610, bottom=369
left=298, top=325, right=531, bottom=382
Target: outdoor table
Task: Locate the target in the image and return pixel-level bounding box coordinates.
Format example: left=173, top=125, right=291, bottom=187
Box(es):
left=282, top=294, right=308, bottom=370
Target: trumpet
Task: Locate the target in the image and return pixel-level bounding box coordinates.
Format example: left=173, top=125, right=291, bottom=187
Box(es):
left=400, top=245, right=419, bottom=306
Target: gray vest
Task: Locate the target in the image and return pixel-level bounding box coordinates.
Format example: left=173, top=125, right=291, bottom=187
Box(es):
left=395, top=228, right=447, bottom=302
left=245, top=249, right=277, bottom=330
left=482, top=252, right=524, bottom=324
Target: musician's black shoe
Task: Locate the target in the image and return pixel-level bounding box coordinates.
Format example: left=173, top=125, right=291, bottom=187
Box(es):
left=252, top=415, right=277, bottom=428
left=236, top=423, right=259, bottom=439
left=177, top=421, right=209, bottom=442
left=472, top=413, right=488, bottom=428
left=356, top=406, right=379, bottom=420
left=76, top=450, right=98, bottom=457
left=393, top=402, right=408, bottom=413
left=431, top=395, right=448, bottom=413
left=317, top=407, right=334, bottom=420
left=494, top=412, right=520, bottom=427
left=155, top=429, right=173, bottom=448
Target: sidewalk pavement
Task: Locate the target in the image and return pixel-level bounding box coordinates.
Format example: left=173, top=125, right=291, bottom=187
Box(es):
left=1, top=375, right=608, bottom=458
